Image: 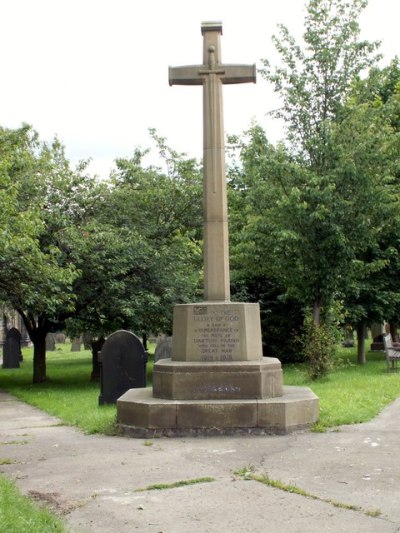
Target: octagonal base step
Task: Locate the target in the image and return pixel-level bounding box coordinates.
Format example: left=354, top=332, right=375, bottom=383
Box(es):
left=117, top=385, right=319, bottom=438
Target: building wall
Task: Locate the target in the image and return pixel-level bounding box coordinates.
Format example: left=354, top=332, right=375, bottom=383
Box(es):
left=1, top=309, right=30, bottom=346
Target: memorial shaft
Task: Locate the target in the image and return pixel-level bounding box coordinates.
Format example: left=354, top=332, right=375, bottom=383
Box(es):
left=169, top=22, right=256, bottom=302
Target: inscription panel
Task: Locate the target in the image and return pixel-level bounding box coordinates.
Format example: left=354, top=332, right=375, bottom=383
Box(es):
left=172, top=302, right=263, bottom=362
left=192, top=305, right=240, bottom=361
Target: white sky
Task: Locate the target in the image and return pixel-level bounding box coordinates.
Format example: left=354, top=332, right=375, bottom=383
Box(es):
left=0, top=0, right=398, bottom=178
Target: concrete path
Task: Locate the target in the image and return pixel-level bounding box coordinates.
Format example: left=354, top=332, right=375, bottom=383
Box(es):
left=1, top=389, right=400, bottom=533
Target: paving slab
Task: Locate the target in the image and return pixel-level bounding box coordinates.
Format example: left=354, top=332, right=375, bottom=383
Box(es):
left=1, top=389, right=400, bottom=532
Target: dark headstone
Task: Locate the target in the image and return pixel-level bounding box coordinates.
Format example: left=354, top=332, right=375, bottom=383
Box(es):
left=371, top=333, right=384, bottom=351
left=71, top=337, right=82, bottom=352
left=99, top=330, right=148, bottom=405
left=46, top=333, right=56, bottom=351
left=2, top=328, right=22, bottom=369
left=154, top=336, right=172, bottom=362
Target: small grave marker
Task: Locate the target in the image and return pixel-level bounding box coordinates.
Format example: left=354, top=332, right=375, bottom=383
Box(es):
left=46, top=333, right=56, bottom=351
left=154, top=337, right=172, bottom=363
left=71, top=337, right=82, bottom=352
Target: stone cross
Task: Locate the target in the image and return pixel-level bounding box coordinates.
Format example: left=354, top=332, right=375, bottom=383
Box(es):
left=169, top=22, right=256, bottom=302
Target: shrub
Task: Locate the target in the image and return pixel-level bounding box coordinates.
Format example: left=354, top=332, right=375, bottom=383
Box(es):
left=303, top=316, right=337, bottom=380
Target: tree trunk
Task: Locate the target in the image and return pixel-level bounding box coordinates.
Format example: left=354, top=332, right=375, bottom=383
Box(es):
left=356, top=323, right=366, bottom=365
left=32, top=330, right=48, bottom=383
left=389, top=323, right=399, bottom=343
left=312, top=300, right=321, bottom=326
left=90, top=336, right=105, bottom=382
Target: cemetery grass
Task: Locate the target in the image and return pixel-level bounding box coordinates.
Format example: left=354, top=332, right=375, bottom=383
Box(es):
left=0, top=474, right=66, bottom=532
left=1, top=344, right=400, bottom=433
left=0, top=343, right=156, bottom=435
left=284, top=346, right=400, bottom=431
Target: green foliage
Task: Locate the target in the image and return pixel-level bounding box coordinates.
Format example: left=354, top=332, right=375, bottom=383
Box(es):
left=228, top=1, right=399, bottom=336
left=340, top=59, right=400, bottom=328
left=231, top=275, right=305, bottom=363
left=261, top=0, right=380, bottom=163
left=0, top=125, right=203, bottom=382
left=302, top=315, right=337, bottom=380
left=0, top=474, right=66, bottom=532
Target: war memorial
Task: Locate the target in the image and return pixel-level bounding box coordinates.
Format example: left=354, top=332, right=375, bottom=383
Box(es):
left=117, top=22, right=319, bottom=436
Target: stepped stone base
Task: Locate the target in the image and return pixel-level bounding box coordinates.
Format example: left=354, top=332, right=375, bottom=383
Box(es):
left=153, top=358, right=283, bottom=400
left=117, top=385, right=319, bottom=437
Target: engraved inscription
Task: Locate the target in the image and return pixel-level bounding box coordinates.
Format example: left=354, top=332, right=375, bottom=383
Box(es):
left=192, top=306, right=240, bottom=361
left=193, top=384, right=241, bottom=395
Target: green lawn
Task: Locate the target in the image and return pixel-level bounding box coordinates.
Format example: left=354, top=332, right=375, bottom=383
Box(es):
left=283, top=346, right=400, bottom=431
left=0, top=342, right=399, bottom=433
left=0, top=475, right=66, bottom=532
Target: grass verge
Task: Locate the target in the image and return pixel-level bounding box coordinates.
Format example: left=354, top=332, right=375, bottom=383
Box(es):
left=0, top=474, right=67, bottom=532
left=135, top=477, right=215, bottom=492
left=283, top=345, right=400, bottom=431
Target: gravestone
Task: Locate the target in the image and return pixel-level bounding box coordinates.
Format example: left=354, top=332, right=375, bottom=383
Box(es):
left=46, top=333, right=56, bottom=351
left=370, top=323, right=384, bottom=351
left=71, top=337, right=82, bottom=352
left=154, top=337, right=172, bottom=363
left=2, top=328, right=22, bottom=369
left=82, top=331, right=92, bottom=350
left=99, top=330, right=148, bottom=405
left=55, top=333, right=66, bottom=344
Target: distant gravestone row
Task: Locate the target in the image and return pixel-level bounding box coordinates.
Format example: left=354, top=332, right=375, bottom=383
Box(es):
left=99, top=330, right=148, bottom=405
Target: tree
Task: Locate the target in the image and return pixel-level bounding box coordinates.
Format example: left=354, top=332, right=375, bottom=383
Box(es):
left=254, top=0, right=381, bottom=324
left=1, top=126, right=202, bottom=384
left=340, top=59, right=400, bottom=362
left=65, top=131, right=203, bottom=375
left=0, top=125, right=98, bottom=382
left=262, top=0, right=380, bottom=165
left=101, top=130, right=203, bottom=333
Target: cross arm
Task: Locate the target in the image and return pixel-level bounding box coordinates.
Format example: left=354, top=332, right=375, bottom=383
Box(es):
left=221, top=64, right=256, bottom=85
left=169, top=65, right=204, bottom=86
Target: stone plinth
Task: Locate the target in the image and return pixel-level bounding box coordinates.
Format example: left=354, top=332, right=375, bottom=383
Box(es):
left=153, top=358, right=283, bottom=400
left=117, top=386, right=319, bottom=437
left=172, top=302, right=263, bottom=362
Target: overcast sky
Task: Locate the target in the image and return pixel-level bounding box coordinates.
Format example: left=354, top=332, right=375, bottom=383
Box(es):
left=1, top=0, right=398, bottom=178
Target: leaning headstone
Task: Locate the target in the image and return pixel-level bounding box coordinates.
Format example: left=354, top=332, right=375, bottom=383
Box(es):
left=71, top=337, right=82, bottom=352
left=99, top=330, right=148, bottom=405
left=154, top=336, right=172, bottom=363
left=46, top=333, right=56, bottom=351
left=2, top=328, right=22, bottom=369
